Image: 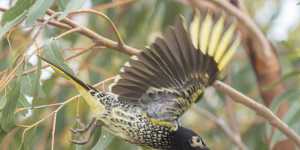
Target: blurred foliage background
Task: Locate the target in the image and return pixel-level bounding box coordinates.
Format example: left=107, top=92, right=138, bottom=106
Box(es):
left=0, top=0, right=300, bottom=150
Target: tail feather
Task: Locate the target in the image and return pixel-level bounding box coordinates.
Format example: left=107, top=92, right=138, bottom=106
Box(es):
left=39, top=56, right=104, bottom=113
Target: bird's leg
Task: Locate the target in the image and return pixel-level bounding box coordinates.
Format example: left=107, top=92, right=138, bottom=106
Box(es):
left=71, top=119, right=103, bottom=145
left=70, top=117, right=96, bottom=133
left=71, top=119, right=98, bottom=145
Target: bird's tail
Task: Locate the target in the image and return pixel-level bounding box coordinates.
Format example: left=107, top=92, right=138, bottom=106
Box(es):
left=39, top=57, right=104, bottom=114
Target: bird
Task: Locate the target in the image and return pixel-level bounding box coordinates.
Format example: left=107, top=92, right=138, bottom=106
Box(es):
left=40, top=9, right=239, bottom=150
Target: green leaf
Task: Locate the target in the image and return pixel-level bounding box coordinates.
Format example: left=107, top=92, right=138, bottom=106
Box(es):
left=270, top=100, right=300, bottom=145
left=23, top=127, right=37, bottom=150
left=17, top=94, right=31, bottom=108
left=270, top=88, right=300, bottom=112
left=84, top=126, right=102, bottom=149
left=32, top=54, right=42, bottom=105
left=92, top=130, right=114, bottom=150
left=0, top=11, right=27, bottom=40
left=26, top=0, right=55, bottom=25
left=20, top=75, right=34, bottom=96
left=58, top=0, right=86, bottom=20
left=43, top=39, right=74, bottom=75
left=0, top=96, right=7, bottom=110
left=58, top=0, right=70, bottom=10
left=0, top=80, right=21, bottom=131
left=2, top=0, right=34, bottom=24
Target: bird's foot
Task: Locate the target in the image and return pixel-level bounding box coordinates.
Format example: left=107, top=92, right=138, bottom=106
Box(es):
left=70, top=117, right=98, bottom=145
left=70, top=117, right=96, bottom=133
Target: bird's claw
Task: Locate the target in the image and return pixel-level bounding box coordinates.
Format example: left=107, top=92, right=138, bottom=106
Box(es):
left=70, top=117, right=98, bottom=145
left=70, top=118, right=96, bottom=134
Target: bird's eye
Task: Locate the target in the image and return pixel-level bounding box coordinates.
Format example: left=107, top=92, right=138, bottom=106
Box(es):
left=190, top=136, right=206, bottom=148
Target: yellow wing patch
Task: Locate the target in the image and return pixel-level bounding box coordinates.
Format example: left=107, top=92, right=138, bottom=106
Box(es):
left=149, top=117, right=177, bottom=131
left=190, top=10, right=240, bottom=71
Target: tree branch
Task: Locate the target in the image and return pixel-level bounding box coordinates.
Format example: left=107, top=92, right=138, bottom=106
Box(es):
left=193, top=106, right=248, bottom=150
left=213, top=80, right=300, bottom=147
left=46, top=9, right=140, bottom=55
left=69, top=8, right=125, bottom=47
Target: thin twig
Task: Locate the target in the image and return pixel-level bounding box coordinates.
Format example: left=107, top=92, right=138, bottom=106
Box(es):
left=21, top=45, right=99, bottom=77
left=51, top=113, right=57, bottom=150
left=69, top=9, right=125, bottom=47
left=92, top=0, right=136, bottom=10
left=15, top=103, right=64, bottom=113
left=17, top=95, right=79, bottom=148
left=46, top=9, right=140, bottom=55
left=213, top=80, right=300, bottom=147
left=53, top=27, right=81, bottom=40
left=0, top=55, right=25, bottom=92
left=193, top=106, right=248, bottom=150
left=0, top=7, right=140, bottom=55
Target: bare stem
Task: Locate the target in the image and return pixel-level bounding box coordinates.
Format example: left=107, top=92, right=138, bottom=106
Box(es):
left=92, top=0, right=136, bottom=10
left=193, top=106, right=248, bottom=150
left=51, top=113, right=57, bottom=150
left=46, top=9, right=140, bottom=55
left=213, top=80, right=300, bottom=147
left=69, top=9, right=125, bottom=47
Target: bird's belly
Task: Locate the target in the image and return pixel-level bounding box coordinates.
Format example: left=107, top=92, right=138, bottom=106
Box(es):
left=99, top=107, right=172, bottom=149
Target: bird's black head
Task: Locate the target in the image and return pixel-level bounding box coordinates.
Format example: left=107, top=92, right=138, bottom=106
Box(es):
left=170, top=126, right=209, bottom=150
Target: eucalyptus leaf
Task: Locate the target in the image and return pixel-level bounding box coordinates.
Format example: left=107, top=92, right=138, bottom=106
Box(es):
left=20, top=75, right=33, bottom=96
left=0, top=80, right=21, bottom=131
left=32, top=54, right=42, bottom=104
left=17, top=94, right=31, bottom=108
left=86, top=126, right=102, bottom=149
left=58, top=0, right=86, bottom=20
left=0, top=11, right=27, bottom=40
left=92, top=130, right=114, bottom=150
left=42, top=39, right=74, bottom=75
left=270, top=88, right=300, bottom=112
left=270, top=100, right=300, bottom=145
left=1, top=0, right=34, bottom=24
left=0, top=96, right=7, bottom=110
left=26, top=0, right=55, bottom=25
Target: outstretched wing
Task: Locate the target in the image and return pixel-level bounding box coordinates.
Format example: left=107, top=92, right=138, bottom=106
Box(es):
left=110, top=10, right=240, bottom=122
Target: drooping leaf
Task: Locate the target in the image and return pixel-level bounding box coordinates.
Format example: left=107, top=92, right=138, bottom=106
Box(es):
left=32, top=54, right=42, bottom=105
left=0, top=11, right=27, bottom=40
left=20, top=75, right=34, bottom=96
left=0, top=96, right=7, bottom=110
left=58, top=0, right=86, bottom=20
left=92, top=130, right=114, bottom=150
left=270, top=99, right=300, bottom=146
left=270, top=88, right=300, bottom=112
left=17, top=94, right=31, bottom=108
left=42, top=39, right=74, bottom=75
left=242, top=123, right=268, bottom=150
left=58, top=0, right=70, bottom=10
left=22, top=126, right=37, bottom=150
left=0, top=80, right=21, bottom=131
left=26, top=0, right=55, bottom=25
left=86, top=126, right=102, bottom=149
left=2, top=0, right=34, bottom=24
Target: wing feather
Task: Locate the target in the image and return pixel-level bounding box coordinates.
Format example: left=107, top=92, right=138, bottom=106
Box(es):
left=110, top=10, right=239, bottom=121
